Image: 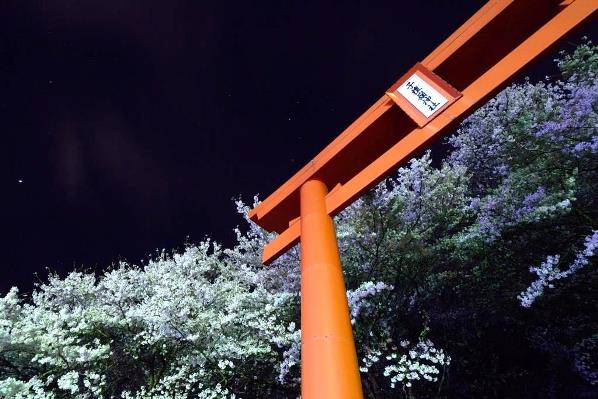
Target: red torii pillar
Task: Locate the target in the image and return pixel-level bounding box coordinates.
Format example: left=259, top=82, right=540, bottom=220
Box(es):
left=248, top=1, right=596, bottom=397
left=300, top=180, right=361, bottom=398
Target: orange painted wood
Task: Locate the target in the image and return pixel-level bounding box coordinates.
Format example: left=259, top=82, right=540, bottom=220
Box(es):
left=420, top=0, right=513, bottom=70
left=249, top=0, right=584, bottom=237
left=262, top=219, right=300, bottom=263
left=300, top=180, right=362, bottom=399
left=260, top=0, right=596, bottom=265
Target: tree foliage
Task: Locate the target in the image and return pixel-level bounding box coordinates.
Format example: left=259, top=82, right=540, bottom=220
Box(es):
left=1, top=40, right=597, bottom=398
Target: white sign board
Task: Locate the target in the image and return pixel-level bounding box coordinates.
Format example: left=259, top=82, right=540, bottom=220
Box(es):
left=397, top=73, right=448, bottom=118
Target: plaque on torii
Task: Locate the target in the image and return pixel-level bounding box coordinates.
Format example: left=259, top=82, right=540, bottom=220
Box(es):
left=247, top=1, right=596, bottom=398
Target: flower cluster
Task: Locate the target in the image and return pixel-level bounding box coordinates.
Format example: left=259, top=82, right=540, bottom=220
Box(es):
left=0, top=242, right=299, bottom=398
left=518, top=230, right=598, bottom=307
left=382, top=339, right=450, bottom=389
left=346, top=281, right=393, bottom=322
left=359, top=336, right=451, bottom=391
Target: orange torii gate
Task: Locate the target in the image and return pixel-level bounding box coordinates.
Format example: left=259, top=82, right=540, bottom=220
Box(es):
left=248, top=1, right=597, bottom=398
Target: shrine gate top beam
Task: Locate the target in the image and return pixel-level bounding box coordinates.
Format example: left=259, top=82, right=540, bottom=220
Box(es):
left=248, top=0, right=597, bottom=265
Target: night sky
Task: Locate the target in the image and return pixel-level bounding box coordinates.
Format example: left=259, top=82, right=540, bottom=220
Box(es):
left=4, top=0, right=589, bottom=294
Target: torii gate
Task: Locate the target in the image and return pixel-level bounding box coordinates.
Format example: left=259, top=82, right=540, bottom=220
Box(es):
left=247, top=1, right=597, bottom=397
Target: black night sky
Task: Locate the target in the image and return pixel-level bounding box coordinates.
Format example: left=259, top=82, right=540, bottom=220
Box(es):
left=5, top=0, right=589, bottom=294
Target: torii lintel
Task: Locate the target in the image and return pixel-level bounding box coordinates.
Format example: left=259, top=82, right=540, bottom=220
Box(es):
left=249, top=0, right=597, bottom=265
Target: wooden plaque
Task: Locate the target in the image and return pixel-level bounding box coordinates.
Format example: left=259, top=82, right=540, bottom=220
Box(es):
left=386, top=63, right=461, bottom=127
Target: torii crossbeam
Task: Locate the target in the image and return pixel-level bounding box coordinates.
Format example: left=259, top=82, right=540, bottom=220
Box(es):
left=247, top=1, right=597, bottom=398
